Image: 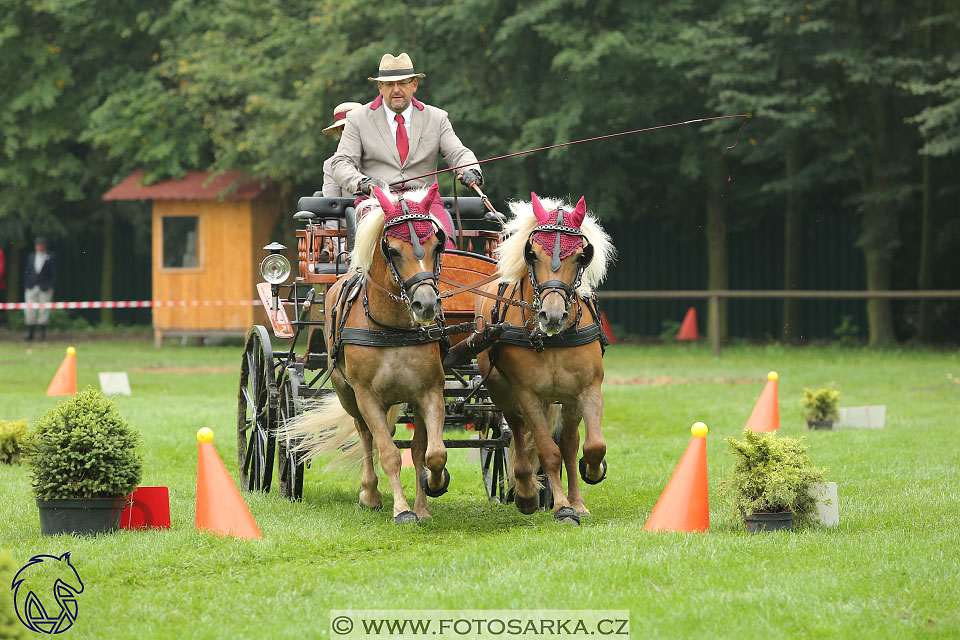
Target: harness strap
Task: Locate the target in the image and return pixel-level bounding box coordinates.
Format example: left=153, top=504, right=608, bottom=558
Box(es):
left=498, top=322, right=605, bottom=349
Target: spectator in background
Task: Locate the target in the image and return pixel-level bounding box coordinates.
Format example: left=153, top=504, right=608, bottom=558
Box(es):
left=24, top=237, right=57, bottom=341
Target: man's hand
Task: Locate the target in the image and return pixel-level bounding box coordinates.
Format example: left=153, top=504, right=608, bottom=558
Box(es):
left=459, top=169, right=483, bottom=189
left=357, top=177, right=377, bottom=196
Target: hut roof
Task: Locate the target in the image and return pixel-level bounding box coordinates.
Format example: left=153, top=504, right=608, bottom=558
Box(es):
left=103, top=170, right=265, bottom=201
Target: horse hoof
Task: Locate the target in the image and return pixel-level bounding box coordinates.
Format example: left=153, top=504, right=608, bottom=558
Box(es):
left=358, top=500, right=383, bottom=511
left=515, top=494, right=539, bottom=515
left=394, top=510, right=419, bottom=524
left=419, top=467, right=450, bottom=498
left=553, top=506, right=581, bottom=526
left=579, top=457, right=608, bottom=485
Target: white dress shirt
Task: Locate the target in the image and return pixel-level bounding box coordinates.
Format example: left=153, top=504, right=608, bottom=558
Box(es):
left=384, top=101, right=413, bottom=142
left=34, top=251, right=47, bottom=274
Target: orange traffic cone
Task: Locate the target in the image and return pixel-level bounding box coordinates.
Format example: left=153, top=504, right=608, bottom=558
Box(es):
left=745, top=371, right=779, bottom=433
left=600, top=312, right=618, bottom=344
left=676, top=307, right=699, bottom=341
left=644, top=422, right=710, bottom=533
left=195, top=428, right=262, bottom=539
left=46, top=346, right=78, bottom=396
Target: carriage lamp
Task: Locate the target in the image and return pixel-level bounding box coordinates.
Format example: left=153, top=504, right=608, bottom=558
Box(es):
left=261, top=242, right=290, bottom=312
left=260, top=243, right=290, bottom=284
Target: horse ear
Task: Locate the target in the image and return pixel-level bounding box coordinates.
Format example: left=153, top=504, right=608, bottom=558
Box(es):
left=531, top=192, right=550, bottom=223
left=419, top=181, right=441, bottom=212
left=570, top=196, right=587, bottom=228
left=373, top=186, right=394, bottom=214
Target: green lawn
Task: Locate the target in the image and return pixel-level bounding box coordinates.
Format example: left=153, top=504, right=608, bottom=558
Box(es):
left=1, top=338, right=958, bottom=638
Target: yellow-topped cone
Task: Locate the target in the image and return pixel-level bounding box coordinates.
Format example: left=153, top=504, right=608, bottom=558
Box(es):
left=643, top=422, right=710, bottom=533
left=745, top=371, right=780, bottom=433
left=46, top=346, right=77, bottom=396
left=195, top=428, right=262, bottom=539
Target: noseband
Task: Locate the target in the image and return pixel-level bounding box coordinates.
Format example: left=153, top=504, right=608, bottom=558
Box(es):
left=523, top=207, right=593, bottom=314
left=378, top=196, right=447, bottom=308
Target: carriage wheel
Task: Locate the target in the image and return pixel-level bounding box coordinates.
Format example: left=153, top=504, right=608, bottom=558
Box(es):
left=480, top=413, right=511, bottom=503
left=277, top=368, right=306, bottom=500
left=237, top=325, right=278, bottom=492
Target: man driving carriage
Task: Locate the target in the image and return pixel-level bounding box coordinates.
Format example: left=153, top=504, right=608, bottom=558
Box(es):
left=330, top=52, right=483, bottom=244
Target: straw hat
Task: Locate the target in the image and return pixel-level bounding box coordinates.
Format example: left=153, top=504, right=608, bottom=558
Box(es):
left=368, top=53, right=426, bottom=82
left=321, top=102, right=362, bottom=136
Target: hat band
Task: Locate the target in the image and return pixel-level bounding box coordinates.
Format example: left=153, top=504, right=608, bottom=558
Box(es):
left=378, top=68, right=416, bottom=77
left=333, top=111, right=349, bottom=123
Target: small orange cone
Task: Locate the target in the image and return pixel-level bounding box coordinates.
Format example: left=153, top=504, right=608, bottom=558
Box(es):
left=676, top=307, right=699, bottom=341
left=195, top=428, right=262, bottom=539
left=600, top=312, right=618, bottom=344
left=644, top=422, right=710, bottom=533
left=46, top=346, right=78, bottom=396
left=746, top=371, right=780, bottom=433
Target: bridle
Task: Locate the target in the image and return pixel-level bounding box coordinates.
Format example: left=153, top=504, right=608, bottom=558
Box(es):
left=375, top=195, right=447, bottom=310
left=522, top=207, right=594, bottom=316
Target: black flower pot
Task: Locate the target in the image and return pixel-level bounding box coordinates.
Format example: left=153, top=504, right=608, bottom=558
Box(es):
left=807, top=419, right=835, bottom=430
left=37, top=497, right=126, bottom=536
left=744, top=511, right=794, bottom=533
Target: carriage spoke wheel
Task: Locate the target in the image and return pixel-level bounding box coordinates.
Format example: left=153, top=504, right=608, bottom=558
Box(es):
left=277, top=368, right=307, bottom=501
left=237, top=325, right=278, bottom=492
left=480, top=413, right=511, bottom=503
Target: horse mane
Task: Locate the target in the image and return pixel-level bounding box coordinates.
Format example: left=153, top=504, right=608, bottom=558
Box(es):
left=348, top=187, right=436, bottom=274
left=496, top=197, right=615, bottom=296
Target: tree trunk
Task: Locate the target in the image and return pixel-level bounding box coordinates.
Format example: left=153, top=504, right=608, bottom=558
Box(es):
left=916, top=2, right=936, bottom=342
left=862, top=98, right=897, bottom=346
left=782, top=141, right=803, bottom=341
left=706, top=158, right=728, bottom=343
left=6, top=245, right=21, bottom=304
left=916, top=153, right=934, bottom=341
left=100, top=210, right=114, bottom=327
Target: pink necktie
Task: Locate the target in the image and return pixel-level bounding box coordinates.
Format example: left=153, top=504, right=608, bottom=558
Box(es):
left=395, top=114, right=409, bottom=164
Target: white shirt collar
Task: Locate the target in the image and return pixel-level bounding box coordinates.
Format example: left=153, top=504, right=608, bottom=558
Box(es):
left=385, top=100, right=414, bottom=133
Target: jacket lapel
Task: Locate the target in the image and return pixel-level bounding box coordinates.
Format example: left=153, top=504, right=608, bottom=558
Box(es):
left=371, top=105, right=402, bottom=166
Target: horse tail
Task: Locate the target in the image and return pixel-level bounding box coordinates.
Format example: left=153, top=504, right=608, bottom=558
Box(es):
left=282, top=394, right=403, bottom=470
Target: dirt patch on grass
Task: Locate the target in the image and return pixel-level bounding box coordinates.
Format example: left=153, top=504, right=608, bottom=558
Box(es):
left=129, top=366, right=235, bottom=374
left=606, top=376, right=757, bottom=386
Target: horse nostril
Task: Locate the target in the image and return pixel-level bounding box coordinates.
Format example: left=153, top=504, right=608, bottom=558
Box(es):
left=411, top=301, right=423, bottom=314
left=561, top=312, right=570, bottom=325
left=538, top=311, right=549, bottom=326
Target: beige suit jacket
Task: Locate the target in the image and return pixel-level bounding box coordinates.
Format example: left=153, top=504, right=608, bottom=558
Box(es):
left=331, top=99, right=480, bottom=193
left=321, top=157, right=348, bottom=197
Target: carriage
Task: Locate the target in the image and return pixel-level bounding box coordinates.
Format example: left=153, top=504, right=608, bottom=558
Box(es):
left=235, top=190, right=526, bottom=505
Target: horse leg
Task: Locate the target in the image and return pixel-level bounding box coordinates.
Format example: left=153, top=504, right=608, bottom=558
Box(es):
left=355, top=394, right=416, bottom=523
left=355, top=418, right=383, bottom=509
left=559, top=406, right=589, bottom=515
left=410, top=414, right=432, bottom=520
left=418, top=390, right=449, bottom=496
left=506, top=412, right=540, bottom=515
left=580, top=382, right=608, bottom=485
left=516, top=391, right=578, bottom=525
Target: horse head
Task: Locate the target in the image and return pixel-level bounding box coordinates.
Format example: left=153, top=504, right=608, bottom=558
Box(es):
left=12, top=552, right=84, bottom=633
left=524, top=192, right=592, bottom=335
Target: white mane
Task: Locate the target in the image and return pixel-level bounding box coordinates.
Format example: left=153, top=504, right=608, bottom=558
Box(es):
left=348, top=187, right=438, bottom=274
left=496, top=197, right=615, bottom=297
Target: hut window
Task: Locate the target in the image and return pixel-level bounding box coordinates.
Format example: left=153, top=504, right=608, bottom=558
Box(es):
left=162, top=216, right=199, bottom=268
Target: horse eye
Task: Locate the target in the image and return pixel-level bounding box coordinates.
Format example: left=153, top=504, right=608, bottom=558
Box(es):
left=387, top=246, right=401, bottom=259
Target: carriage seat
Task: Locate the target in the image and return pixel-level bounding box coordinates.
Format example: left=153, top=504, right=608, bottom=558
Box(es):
left=296, top=196, right=488, bottom=253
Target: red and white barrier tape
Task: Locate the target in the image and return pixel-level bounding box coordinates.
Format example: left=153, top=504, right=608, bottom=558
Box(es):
left=0, top=300, right=262, bottom=310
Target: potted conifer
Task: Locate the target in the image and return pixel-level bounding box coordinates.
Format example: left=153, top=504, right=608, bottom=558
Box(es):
left=27, top=388, right=143, bottom=536
left=720, top=429, right=826, bottom=533
left=0, top=419, right=28, bottom=465
left=801, top=387, right=840, bottom=430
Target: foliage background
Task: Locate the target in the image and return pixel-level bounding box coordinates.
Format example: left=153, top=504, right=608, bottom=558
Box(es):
left=2, top=0, right=959, bottom=342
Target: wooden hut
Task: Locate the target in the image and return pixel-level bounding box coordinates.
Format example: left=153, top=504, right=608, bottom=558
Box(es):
left=104, top=170, right=281, bottom=346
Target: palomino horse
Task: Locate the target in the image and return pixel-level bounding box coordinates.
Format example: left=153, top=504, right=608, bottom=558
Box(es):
left=283, top=183, right=451, bottom=523
left=476, top=193, right=614, bottom=525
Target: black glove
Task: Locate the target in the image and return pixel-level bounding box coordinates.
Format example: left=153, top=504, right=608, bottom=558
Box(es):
left=356, top=177, right=377, bottom=196
left=459, top=169, right=483, bottom=188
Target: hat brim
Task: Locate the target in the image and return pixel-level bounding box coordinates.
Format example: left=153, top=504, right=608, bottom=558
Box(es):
left=321, top=121, right=347, bottom=135
left=368, top=72, right=426, bottom=82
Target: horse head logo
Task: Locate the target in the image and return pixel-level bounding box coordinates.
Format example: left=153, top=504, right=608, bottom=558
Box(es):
left=12, top=552, right=84, bottom=634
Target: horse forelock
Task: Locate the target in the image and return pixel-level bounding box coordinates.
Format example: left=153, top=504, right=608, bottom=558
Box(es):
left=349, top=188, right=440, bottom=274
left=497, top=197, right=615, bottom=296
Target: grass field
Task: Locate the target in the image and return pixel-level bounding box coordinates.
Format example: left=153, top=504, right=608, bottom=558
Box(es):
left=1, top=338, right=958, bottom=639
